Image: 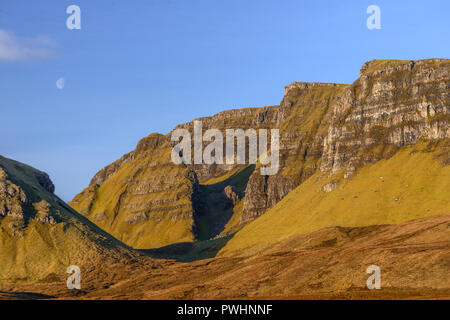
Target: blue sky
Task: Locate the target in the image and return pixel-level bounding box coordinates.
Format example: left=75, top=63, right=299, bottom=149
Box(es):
left=1, top=0, right=449, bottom=201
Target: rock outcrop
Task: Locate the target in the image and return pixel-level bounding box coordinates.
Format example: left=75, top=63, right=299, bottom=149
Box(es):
left=223, top=185, right=240, bottom=205
left=34, top=171, right=55, bottom=194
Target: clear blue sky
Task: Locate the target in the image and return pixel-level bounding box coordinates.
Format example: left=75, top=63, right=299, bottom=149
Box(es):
left=1, top=0, right=449, bottom=201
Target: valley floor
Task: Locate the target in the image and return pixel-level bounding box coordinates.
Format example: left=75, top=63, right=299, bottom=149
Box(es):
left=1, top=213, right=449, bottom=300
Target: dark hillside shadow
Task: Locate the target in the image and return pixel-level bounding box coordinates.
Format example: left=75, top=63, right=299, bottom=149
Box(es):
left=0, top=291, right=55, bottom=300
left=139, top=234, right=234, bottom=262
left=193, top=165, right=255, bottom=240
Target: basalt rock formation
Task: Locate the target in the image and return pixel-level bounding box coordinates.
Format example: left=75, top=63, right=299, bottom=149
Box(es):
left=70, top=58, right=449, bottom=250
left=320, top=59, right=449, bottom=176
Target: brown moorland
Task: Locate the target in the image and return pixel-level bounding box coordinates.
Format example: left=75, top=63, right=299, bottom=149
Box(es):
left=0, top=213, right=448, bottom=300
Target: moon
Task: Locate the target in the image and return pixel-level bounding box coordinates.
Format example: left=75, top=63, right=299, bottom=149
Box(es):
left=56, top=77, right=65, bottom=90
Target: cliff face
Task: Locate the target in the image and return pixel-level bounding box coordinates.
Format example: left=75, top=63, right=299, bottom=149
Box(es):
left=321, top=59, right=449, bottom=177
left=243, top=59, right=449, bottom=222
left=240, top=83, right=348, bottom=222
left=70, top=58, right=449, bottom=249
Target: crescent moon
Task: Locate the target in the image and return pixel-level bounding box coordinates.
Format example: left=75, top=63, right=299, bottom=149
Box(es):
left=56, top=77, right=65, bottom=90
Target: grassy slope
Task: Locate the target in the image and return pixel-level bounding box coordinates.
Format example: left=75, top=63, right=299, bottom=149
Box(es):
left=0, top=156, right=134, bottom=282
left=219, top=142, right=450, bottom=256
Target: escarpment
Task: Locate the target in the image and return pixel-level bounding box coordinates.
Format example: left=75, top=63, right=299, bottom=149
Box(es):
left=70, top=58, right=450, bottom=250
left=320, top=59, right=449, bottom=177
left=240, top=82, right=348, bottom=222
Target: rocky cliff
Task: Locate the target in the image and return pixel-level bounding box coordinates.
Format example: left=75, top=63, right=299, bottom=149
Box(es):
left=70, top=58, right=449, bottom=249
left=321, top=59, right=449, bottom=177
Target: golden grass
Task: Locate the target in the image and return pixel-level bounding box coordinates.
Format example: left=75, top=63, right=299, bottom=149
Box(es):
left=70, top=143, right=196, bottom=249
left=0, top=156, right=133, bottom=283
left=219, top=143, right=450, bottom=256
left=201, top=168, right=242, bottom=185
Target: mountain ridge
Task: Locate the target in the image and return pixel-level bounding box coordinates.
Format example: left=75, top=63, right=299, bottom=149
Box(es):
left=70, top=58, right=449, bottom=249
left=1, top=58, right=449, bottom=299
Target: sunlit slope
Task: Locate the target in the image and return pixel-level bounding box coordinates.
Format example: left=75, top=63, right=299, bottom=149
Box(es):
left=219, top=142, right=450, bottom=256
left=0, top=156, right=135, bottom=283
left=70, top=135, right=196, bottom=249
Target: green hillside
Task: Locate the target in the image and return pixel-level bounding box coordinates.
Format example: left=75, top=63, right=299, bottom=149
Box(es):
left=0, top=156, right=135, bottom=282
